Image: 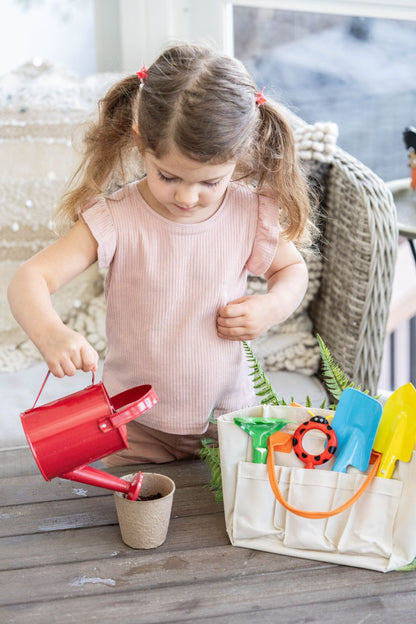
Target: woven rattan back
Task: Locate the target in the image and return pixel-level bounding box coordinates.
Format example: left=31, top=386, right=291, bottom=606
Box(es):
left=310, top=146, right=397, bottom=395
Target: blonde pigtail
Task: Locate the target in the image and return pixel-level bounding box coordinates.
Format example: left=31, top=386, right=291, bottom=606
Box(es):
left=255, top=101, right=316, bottom=247
left=55, top=74, right=141, bottom=231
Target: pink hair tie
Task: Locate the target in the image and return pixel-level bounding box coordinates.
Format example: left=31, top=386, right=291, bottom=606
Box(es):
left=136, top=64, right=148, bottom=87
left=255, top=87, right=267, bottom=107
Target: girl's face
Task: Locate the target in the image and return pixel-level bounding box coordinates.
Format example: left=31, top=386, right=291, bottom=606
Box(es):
left=139, top=146, right=236, bottom=224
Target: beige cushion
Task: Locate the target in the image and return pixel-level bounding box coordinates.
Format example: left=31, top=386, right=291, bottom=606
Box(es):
left=0, top=61, right=116, bottom=371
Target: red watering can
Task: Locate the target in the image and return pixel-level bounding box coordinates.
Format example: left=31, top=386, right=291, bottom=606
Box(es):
left=20, top=371, right=158, bottom=500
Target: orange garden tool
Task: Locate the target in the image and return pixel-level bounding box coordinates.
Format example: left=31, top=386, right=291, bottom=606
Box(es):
left=373, top=383, right=416, bottom=478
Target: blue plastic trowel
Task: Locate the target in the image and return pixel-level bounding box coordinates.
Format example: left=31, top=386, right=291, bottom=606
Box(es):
left=331, top=388, right=383, bottom=473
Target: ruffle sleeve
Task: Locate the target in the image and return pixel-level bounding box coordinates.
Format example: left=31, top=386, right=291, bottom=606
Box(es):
left=82, top=197, right=116, bottom=269
left=245, top=194, right=280, bottom=276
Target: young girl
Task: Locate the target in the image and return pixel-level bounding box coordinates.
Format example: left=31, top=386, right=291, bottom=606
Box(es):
left=8, top=43, right=314, bottom=466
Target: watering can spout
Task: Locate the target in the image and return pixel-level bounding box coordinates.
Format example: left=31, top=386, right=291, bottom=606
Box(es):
left=62, top=466, right=144, bottom=500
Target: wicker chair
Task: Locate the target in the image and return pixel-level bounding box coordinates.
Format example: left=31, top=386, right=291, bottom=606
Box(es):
left=0, top=78, right=398, bottom=452
left=302, top=123, right=398, bottom=397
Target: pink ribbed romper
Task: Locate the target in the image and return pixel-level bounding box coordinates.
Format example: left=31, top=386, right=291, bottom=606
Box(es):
left=82, top=181, right=279, bottom=434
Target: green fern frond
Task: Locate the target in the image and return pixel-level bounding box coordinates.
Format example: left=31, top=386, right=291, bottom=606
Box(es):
left=316, top=334, right=355, bottom=402
left=316, top=334, right=374, bottom=405
left=200, top=438, right=223, bottom=502
left=398, top=557, right=416, bottom=572
left=243, top=341, right=285, bottom=405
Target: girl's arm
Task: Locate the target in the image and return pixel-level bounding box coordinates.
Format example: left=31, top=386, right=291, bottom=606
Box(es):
left=216, top=238, right=308, bottom=341
left=7, top=219, right=100, bottom=377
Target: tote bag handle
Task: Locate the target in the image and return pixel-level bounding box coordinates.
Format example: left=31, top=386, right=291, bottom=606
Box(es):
left=267, top=434, right=382, bottom=519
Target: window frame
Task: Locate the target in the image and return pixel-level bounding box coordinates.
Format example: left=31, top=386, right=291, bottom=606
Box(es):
left=231, top=1, right=416, bottom=21
left=96, top=0, right=416, bottom=72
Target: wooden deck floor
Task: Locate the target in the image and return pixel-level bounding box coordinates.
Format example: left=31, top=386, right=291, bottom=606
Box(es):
left=1, top=448, right=416, bottom=624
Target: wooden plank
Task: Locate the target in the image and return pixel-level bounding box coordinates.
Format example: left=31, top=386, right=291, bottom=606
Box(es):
left=0, top=545, right=323, bottom=605
left=0, top=447, right=35, bottom=478
left=0, top=446, right=211, bottom=479
left=168, top=595, right=416, bottom=624
left=3, top=473, right=104, bottom=506
left=1, top=561, right=416, bottom=624
left=3, top=459, right=212, bottom=506
left=0, top=484, right=221, bottom=537
left=0, top=512, right=228, bottom=571
left=107, top=460, right=212, bottom=484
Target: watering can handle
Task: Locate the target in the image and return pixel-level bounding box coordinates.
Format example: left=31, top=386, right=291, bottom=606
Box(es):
left=31, top=371, right=157, bottom=428
left=108, top=384, right=158, bottom=428
left=267, top=435, right=382, bottom=519
left=32, top=370, right=96, bottom=409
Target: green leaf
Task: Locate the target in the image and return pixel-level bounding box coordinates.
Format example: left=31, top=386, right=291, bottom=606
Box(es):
left=242, top=341, right=285, bottom=405
left=316, top=334, right=373, bottom=405
left=199, top=438, right=223, bottom=502
left=398, top=556, right=416, bottom=572
left=316, top=334, right=354, bottom=402
left=208, top=409, right=216, bottom=425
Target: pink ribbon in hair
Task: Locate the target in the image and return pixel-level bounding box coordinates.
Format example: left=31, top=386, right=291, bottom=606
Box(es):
left=255, top=87, right=267, bottom=107
left=136, top=64, right=148, bottom=84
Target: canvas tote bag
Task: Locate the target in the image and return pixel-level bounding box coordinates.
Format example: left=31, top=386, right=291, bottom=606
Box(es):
left=218, top=404, right=416, bottom=572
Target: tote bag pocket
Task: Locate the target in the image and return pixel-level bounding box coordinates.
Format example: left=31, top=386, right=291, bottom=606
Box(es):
left=330, top=474, right=403, bottom=557
left=232, top=460, right=402, bottom=559
left=280, top=468, right=338, bottom=551
left=278, top=467, right=403, bottom=557
left=232, top=461, right=288, bottom=540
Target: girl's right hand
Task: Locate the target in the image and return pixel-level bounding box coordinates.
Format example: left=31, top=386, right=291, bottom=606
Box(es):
left=7, top=219, right=100, bottom=378
left=39, top=325, right=99, bottom=378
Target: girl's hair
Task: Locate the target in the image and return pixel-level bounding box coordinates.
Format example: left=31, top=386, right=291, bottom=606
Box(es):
left=57, top=43, right=314, bottom=244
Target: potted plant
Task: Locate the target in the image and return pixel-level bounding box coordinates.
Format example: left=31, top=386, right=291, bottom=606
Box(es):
left=114, top=472, right=175, bottom=549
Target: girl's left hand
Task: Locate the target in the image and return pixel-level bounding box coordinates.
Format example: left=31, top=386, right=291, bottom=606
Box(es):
left=217, top=239, right=308, bottom=341
left=216, top=294, right=279, bottom=341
